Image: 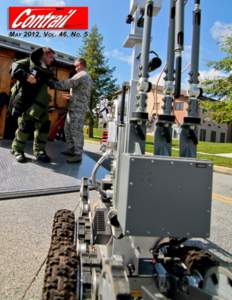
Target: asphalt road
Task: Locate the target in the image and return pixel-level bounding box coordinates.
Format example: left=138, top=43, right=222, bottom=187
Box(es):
left=0, top=173, right=231, bottom=300
left=210, top=172, right=232, bottom=255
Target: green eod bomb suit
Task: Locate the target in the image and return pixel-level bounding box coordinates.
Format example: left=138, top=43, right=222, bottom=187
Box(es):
left=10, top=48, right=54, bottom=155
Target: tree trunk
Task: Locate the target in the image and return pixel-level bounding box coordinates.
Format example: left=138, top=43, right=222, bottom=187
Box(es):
left=88, top=116, right=94, bottom=138
left=88, top=95, right=95, bottom=138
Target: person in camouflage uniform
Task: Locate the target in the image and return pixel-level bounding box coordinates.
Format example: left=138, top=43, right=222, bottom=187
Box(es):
left=49, top=58, right=92, bottom=163
left=10, top=48, right=55, bottom=163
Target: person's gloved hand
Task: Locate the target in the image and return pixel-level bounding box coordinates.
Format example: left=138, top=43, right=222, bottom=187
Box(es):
left=26, top=75, right=37, bottom=84
left=47, top=80, right=54, bottom=88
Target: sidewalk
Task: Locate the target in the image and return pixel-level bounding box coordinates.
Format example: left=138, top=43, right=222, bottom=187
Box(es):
left=214, top=153, right=232, bottom=158
left=214, top=165, right=232, bottom=175
left=194, top=150, right=232, bottom=159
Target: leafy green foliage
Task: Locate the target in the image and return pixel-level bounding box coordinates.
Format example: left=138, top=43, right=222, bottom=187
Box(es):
left=79, top=26, right=118, bottom=136
left=202, top=37, right=232, bottom=124
left=201, top=100, right=232, bottom=124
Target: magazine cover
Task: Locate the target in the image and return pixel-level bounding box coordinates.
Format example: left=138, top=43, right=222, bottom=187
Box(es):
left=0, top=0, right=232, bottom=299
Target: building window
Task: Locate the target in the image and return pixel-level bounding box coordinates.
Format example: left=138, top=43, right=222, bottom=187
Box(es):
left=175, top=102, right=184, bottom=111
left=220, top=132, right=226, bottom=143
left=211, top=131, right=217, bottom=142
left=200, top=129, right=206, bottom=141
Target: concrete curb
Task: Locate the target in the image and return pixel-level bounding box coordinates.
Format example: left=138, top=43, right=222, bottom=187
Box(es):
left=84, top=139, right=100, bottom=145
left=214, top=166, right=232, bottom=176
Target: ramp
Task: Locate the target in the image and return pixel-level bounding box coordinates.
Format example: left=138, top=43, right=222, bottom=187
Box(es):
left=0, top=140, right=107, bottom=200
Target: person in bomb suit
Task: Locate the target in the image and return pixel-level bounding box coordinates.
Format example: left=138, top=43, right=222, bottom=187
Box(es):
left=49, top=58, right=92, bottom=163
left=10, top=47, right=55, bottom=163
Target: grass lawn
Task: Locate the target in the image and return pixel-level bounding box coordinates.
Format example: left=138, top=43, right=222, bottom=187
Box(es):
left=84, top=127, right=102, bottom=142
left=145, top=140, right=232, bottom=168
left=171, top=139, right=232, bottom=154
left=84, top=128, right=232, bottom=168
left=146, top=135, right=232, bottom=154
left=195, top=142, right=232, bottom=154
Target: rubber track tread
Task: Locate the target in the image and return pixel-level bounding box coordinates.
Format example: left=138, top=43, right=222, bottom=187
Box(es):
left=42, top=209, right=78, bottom=300
left=42, top=242, right=78, bottom=300
left=51, top=209, right=75, bottom=245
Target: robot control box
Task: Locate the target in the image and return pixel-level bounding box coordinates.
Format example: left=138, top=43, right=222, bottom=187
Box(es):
left=116, top=154, right=213, bottom=238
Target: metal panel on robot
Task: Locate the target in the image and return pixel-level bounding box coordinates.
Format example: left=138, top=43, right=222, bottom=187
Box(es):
left=117, top=154, right=213, bottom=237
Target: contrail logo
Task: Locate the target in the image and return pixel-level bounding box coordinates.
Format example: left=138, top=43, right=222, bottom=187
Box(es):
left=9, top=7, right=88, bottom=30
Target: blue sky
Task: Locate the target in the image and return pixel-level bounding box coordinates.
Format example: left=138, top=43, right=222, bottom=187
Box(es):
left=1, top=0, right=232, bottom=85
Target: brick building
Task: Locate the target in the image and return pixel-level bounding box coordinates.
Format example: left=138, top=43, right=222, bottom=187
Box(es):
left=114, top=84, right=230, bottom=143
left=147, top=86, right=230, bottom=143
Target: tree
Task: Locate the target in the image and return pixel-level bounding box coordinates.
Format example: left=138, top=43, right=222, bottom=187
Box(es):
left=201, top=37, right=232, bottom=124
left=79, top=26, right=118, bottom=137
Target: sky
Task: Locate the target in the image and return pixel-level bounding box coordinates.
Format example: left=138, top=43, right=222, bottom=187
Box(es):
left=1, top=0, right=232, bottom=86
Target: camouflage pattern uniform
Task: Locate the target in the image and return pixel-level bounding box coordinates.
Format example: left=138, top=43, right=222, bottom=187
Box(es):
left=50, top=70, right=92, bottom=156
left=10, top=54, right=53, bottom=156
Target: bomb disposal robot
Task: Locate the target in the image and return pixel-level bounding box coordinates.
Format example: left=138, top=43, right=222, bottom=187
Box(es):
left=42, top=1, right=232, bottom=299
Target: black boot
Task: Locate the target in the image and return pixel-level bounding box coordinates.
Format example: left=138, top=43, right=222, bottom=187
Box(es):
left=35, top=151, right=51, bottom=163
left=66, top=154, right=82, bottom=163
left=61, top=148, right=75, bottom=156
left=14, top=152, right=27, bottom=163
